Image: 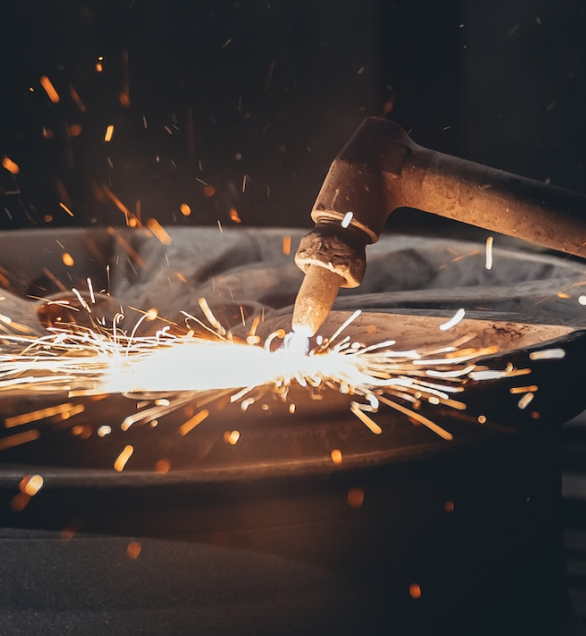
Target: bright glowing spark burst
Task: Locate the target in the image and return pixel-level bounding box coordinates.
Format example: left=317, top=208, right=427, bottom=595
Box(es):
left=0, top=303, right=530, bottom=445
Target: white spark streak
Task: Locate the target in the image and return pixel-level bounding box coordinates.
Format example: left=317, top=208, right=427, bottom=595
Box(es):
left=439, top=308, right=466, bottom=332
left=341, top=211, right=353, bottom=228
left=529, top=348, right=565, bottom=360
left=485, top=236, right=494, bottom=270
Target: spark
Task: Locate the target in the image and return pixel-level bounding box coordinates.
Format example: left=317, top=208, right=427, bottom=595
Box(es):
left=69, top=85, right=87, bottom=112
left=114, top=445, right=134, bottom=472
left=155, top=459, right=171, bottom=473
left=104, top=125, right=114, bottom=142
left=331, top=449, right=343, bottom=464
left=2, top=157, right=20, bottom=175
left=347, top=487, right=364, bottom=508
left=224, top=430, right=240, bottom=445
left=439, top=308, right=466, bottom=331
left=126, top=541, right=142, bottom=559
left=517, top=393, right=535, bottom=410
left=62, top=252, right=74, bottom=266
left=0, top=430, right=40, bottom=451
left=40, top=76, right=60, bottom=103
left=5, top=403, right=84, bottom=428
left=485, top=236, right=494, bottom=270
left=229, top=207, right=242, bottom=223
left=350, top=403, right=382, bottom=435
left=102, top=187, right=141, bottom=228
left=0, top=301, right=535, bottom=444
left=20, top=474, right=44, bottom=496
left=146, top=218, right=172, bottom=245
left=59, top=202, right=74, bottom=217
left=409, top=584, right=422, bottom=599
left=529, top=348, right=565, bottom=360
left=178, top=409, right=209, bottom=436
left=509, top=385, right=538, bottom=394
left=341, top=211, right=353, bottom=228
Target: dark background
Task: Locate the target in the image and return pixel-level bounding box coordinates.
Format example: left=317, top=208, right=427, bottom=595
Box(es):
left=1, top=0, right=585, bottom=230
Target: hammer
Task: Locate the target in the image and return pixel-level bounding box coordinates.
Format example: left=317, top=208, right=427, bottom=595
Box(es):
left=292, top=117, right=586, bottom=337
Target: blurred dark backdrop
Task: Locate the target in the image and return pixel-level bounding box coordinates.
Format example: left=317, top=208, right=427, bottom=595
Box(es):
left=1, top=0, right=585, bottom=230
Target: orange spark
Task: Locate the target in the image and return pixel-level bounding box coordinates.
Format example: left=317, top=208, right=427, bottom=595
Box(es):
left=282, top=235, right=291, bottom=255
left=180, top=203, right=191, bottom=217
left=62, top=252, right=75, bottom=267
left=146, top=218, right=172, bottom=245
left=509, top=385, right=539, bottom=394
left=444, top=501, right=455, bottom=513
left=224, top=430, right=240, bottom=445
left=350, top=403, right=382, bottom=435
left=0, top=430, right=40, bottom=451
left=102, top=186, right=141, bottom=227
left=68, top=124, right=82, bottom=138
left=43, top=267, right=68, bottom=291
left=42, top=128, right=54, bottom=139
left=71, top=424, right=92, bottom=439
left=19, top=474, right=44, bottom=496
left=378, top=395, right=453, bottom=441
left=203, top=185, right=216, bottom=197
left=120, top=49, right=130, bottom=107
left=40, top=76, right=60, bottom=103
left=155, top=459, right=171, bottom=473
left=69, top=85, right=87, bottom=112
left=229, top=207, right=242, bottom=223
left=5, top=403, right=83, bottom=428
left=104, top=125, right=114, bottom=143
left=2, top=157, right=20, bottom=175
left=347, top=487, right=365, bottom=508
left=10, top=493, right=31, bottom=512
left=409, top=583, right=422, bottom=599
left=119, top=92, right=131, bottom=107
left=179, top=409, right=209, bottom=436
left=114, top=445, right=134, bottom=472
left=331, top=449, right=343, bottom=464
left=60, top=202, right=74, bottom=217
left=126, top=541, right=142, bottom=559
